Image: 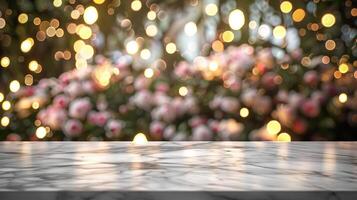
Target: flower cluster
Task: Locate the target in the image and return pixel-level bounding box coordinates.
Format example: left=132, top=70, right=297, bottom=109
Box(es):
left=5, top=45, right=357, bottom=141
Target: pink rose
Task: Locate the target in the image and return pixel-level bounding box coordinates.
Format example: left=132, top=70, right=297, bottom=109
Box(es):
left=192, top=125, right=213, bottom=141
left=88, top=111, right=109, bottom=126
left=134, top=75, right=151, bottom=90
left=105, top=120, right=123, bottom=138
left=53, top=95, right=70, bottom=108
left=6, top=133, right=22, bottom=141
left=301, top=99, right=320, bottom=118
left=150, top=121, right=165, bottom=140
left=132, top=90, right=152, bottom=110
left=37, top=106, right=67, bottom=130
left=163, top=125, right=175, bottom=140
left=63, top=119, right=83, bottom=137
left=292, top=118, right=307, bottom=134
left=303, top=71, right=319, bottom=87
left=69, top=98, right=92, bottom=119
left=64, top=81, right=83, bottom=98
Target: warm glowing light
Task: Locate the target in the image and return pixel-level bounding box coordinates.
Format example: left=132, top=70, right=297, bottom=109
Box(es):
left=1, top=116, right=10, bottom=127
left=18, top=13, right=28, bottom=24
left=25, top=74, right=33, bottom=86
left=93, top=0, right=105, bottom=4
left=144, top=68, right=154, bottom=78
left=53, top=0, right=62, bottom=7
left=140, top=49, right=151, bottom=60
left=32, top=101, right=40, bottom=109
left=0, top=93, right=4, bottom=102
left=147, top=11, right=156, bottom=20
left=83, top=6, right=98, bottom=25
left=28, top=60, right=39, bottom=71
left=146, top=24, right=158, bottom=37
left=166, top=42, right=176, bottom=54
left=74, top=40, right=85, bottom=52
left=280, top=1, right=292, bottom=13
left=277, top=132, right=291, bottom=142
left=0, top=18, right=5, bottom=29
left=338, top=63, right=349, bottom=74
left=338, top=93, right=348, bottom=103
left=9, top=80, right=20, bottom=93
left=131, top=0, right=142, bottom=11
left=132, top=133, right=148, bottom=144
left=240, top=107, right=249, bottom=118
left=267, top=120, right=281, bottom=135
left=93, top=65, right=113, bottom=87
left=321, top=13, right=336, bottom=28
left=77, top=25, right=92, bottom=39
left=36, top=126, right=47, bottom=139
left=78, top=45, right=94, bottom=60
left=212, top=40, right=224, bottom=52
left=179, top=86, right=188, bottom=96
left=184, top=22, right=197, bottom=36
left=126, top=40, right=139, bottom=54
left=1, top=57, right=10, bottom=68
left=228, top=9, right=245, bottom=30
left=205, top=3, right=218, bottom=16
left=292, top=9, right=305, bottom=22
left=325, top=40, right=336, bottom=51
left=21, top=38, right=34, bottom=53
left=2, top=101, right=11, bottom=111
left=222, top=31, right=234, bottom=42
left=273, top=25, right=286, bottom=39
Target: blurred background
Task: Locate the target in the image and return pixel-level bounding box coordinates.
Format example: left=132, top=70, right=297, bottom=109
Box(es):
left=0, top=0, right=356, bottom=141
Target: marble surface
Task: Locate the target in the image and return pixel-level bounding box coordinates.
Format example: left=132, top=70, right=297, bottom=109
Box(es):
left=0, top=142, right=356, bottom=192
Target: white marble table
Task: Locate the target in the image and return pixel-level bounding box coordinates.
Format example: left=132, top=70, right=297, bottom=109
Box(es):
left=0, top=142, right=356, bottom=200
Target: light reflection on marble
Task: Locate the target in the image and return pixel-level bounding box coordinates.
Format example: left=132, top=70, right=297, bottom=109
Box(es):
left=0, top=142, right=356, bottom=191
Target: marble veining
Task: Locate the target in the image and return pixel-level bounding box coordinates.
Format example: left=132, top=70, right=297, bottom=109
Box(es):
left=0, top=142, right=356, bottom=191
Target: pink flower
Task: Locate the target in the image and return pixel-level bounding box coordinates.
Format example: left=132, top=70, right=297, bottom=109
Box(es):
left=63, top=119, right=83, bottom=137
left=292, top=118, right=308, bottom=134
left=220, top=97, right=240, bottom=113
left=64, top=81, right=83, bottom=98
left=163, top=125, right=175, bottom=140
left=301, top=99, right=320, bottom=118
left=37, top=106, right=67, bottom=130
left=275, top=105, right=295, bottom=127
left=132, top=90, right=152, bottom=110
left=174, top=61, right=194, bottom=78
left=192, top=125, right=213, bottom=141
left=189, top=117, right=207, bottom=128
left=6, top=133, right=22, bottom=141
left=105, top=120, right=123, bottom=138
left=53, top=95, right=70, bottom=108
left=303, top=71, right=319, bottom=87
left=88, top=111, right=109, bottom=126
left=155, top=83, right=169, bottom=93
left=150, top=121, right=165, bottom=140
left=134, top=75, right=151, bottom=90
left=253, top=96, right=272, bottom=115
left=69, top=98, right=92, bottom=119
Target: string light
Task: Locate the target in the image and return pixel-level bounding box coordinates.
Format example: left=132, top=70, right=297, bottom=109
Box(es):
left=144, top=68, right=154, bottom=78
left=228, top=9, right=245, bottom=30
left=165, top=42, right=176, bottom=54
left=179, top=86, right=188, bottom=96
left=273, top=25, right=286, bottom=39
left=93, top=0, right=105, bottom=4
left=83, top=6, right=98, bottom=25
left=338, top=93, right=348, bottom=103
left=184, top=22, right=197, bottom=36
left=292, top=9, right=305, bottom=22
left=277, top=133, right=291, bottom=142
left=131, top=0, right=142, bottom=11
left=1, top=57, right=10, bottom=68
left=9, top=80, right=20, bottom=93
left=321, top=13, right=336, bottom=27
left=132, top=133, right=148, bottom=144
left=147, top=11, right=156, bottom=20
left=280, top=1, right=292, bottom=13
left=1, top=116, right=10, bottom=127
left=140, top=49, right=151, bottom=60
left=36, top=126, right=47, bottom=139
left=338, top=63, right=349, bottom=73
left=240, top=107, right=249, bottom=118
left=205, top=3, right=218, bottom=16
left=20, top=38, right=34, bottom=53
left=267, top=120, right=281, bottom=135
left=2, top=101, right=11, bottom=111
left=53, top=0, right=62, bottom=7
left=222, top=31, right=234, bottom=42
left=18, top=13, right=28, bottom=24
left=0, top=93, right=4, bottom=102
left=146, top=24, right=158, bottom=37
left=126, top=40, right=139, bottom=54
